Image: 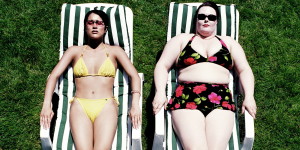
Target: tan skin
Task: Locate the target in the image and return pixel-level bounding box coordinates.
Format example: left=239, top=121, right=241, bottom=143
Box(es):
left=153, top=6, right=256, bottom=150
left=40, top=13, right=141, bottom=149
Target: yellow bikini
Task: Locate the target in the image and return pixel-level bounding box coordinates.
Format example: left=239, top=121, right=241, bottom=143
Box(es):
left=73, top=45, right=116, bottom=78
left=70, top=97, right=119, bottom=122
left=71, top=45, right=118, bottom=123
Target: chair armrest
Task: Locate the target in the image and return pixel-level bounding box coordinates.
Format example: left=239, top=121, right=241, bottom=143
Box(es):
left=131, top=73, right=144, bottom=150
left=40, top=126, right=52, bottom=150
left=241, top=110, right=255, bottom=150
left=152, top=107, right=165, bottom=150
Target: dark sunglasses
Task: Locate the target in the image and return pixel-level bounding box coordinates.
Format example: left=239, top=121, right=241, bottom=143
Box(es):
left=197, top=14, right=217, bottom=21
left=86, top=20, right=105, bottom=26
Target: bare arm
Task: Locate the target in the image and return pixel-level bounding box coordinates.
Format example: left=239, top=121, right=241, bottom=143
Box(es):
left=114, top=46, right=141, bottom=129
left=226, top=37, right=257, bottom=118
left=153, top=34, right=191, bottom=114
left=40, top=47, right=77, bottom=128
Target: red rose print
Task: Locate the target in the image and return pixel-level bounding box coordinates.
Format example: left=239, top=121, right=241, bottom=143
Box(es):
left=211, top=84, right=220, bottom=87
left=222, top=101, right=236, bottom=111
left=231, top=104, right=235, bottom=111
left=208, top=56, right=217, bottom=62
left=184, top=58, right=197, bottom=65
left=186, top=102, right=197, bottom=109
left=175, top=103, right=180, bottom=108
left=169, top=98, right=173, bottom=104
left=193, top=84, right=207, bottom=94
left=175, top=85, right=184, bottom=97
left=208, top=92, right=222, bottom=104
left=222, top=101, right=232, bottom=109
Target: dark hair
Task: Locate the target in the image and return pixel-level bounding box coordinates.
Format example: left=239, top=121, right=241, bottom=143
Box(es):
left=83, top=10, right=110, bottom=44
left=192, top=1, right=220, bottom=33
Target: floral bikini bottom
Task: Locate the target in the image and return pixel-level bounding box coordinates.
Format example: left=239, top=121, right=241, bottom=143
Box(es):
left=166, top=82, right=236, bottom=116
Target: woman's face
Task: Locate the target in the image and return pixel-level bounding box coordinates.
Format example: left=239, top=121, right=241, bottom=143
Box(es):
left=196, top=6, right=217, bottom=36
left=85, top=13, right=106, bottom=40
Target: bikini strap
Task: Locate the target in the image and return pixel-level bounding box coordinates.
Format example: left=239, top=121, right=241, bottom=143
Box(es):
left=215, top=36, right=228, bottom=48
left=103, top=44, right=109, bottom=57
left=81, top=45, right=88, bottom=56
left=190, top=34, right=197, bottom=41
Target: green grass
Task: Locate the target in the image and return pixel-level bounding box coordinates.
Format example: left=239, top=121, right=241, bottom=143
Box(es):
left=1, top=0, right=299, bottom=149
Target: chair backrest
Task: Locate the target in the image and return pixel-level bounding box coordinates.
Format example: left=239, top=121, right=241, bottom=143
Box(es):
left=53, top=3, right=133, bottom=150
left=165, top=2, right=241, bottom=150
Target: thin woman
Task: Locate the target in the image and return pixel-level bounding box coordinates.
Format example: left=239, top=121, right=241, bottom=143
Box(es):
left=40, top=10, right=141, bottom=149
left=153, top=1, right=256, bottom=150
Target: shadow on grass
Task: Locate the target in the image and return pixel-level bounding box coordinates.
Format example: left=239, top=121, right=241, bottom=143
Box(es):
left=144, top=50, right=163, bottom=150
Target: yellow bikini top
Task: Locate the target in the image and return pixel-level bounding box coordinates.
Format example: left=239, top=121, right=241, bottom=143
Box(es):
left=73, top=45, right=116, bottom=78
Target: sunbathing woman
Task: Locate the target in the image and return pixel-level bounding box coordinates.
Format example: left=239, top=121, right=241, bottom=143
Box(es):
left=153, top=1, right=256, bottom=149
left=40, top=10, right=141, bottom=149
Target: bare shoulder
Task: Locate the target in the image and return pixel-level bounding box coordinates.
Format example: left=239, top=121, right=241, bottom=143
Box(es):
left=218, top=36, right=239, bottom=45
left=63, top=45, right=83, bottom=57
left=169, top=33, right=194, bottom=43
left=105, top=44, right=127, bottom=57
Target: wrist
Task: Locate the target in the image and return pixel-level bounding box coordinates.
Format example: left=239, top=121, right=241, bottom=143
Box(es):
left=155, top=89, right=165, bottom=94
left=43, top=101, right=51, bottom=107
left=131, top=102, right=140, bottom=107
left=244, top=95, right=254, bottom=101
left=131, top=90, right=140, bottom=95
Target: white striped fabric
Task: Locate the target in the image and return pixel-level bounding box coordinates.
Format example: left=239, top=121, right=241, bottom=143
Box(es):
left=51, top=3, right=136, bottom=150
left=164, top=2, right=241, bottom=150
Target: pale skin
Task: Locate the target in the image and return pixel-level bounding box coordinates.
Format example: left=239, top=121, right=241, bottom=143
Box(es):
left=153, top=6, right=256, bottom=150
left=40, top=12, right=141, bottom=149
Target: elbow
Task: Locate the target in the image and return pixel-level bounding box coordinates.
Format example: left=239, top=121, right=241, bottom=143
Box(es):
left=154, top=62, right=169, bottom=75
left=47, top=73, right=60, bottom=82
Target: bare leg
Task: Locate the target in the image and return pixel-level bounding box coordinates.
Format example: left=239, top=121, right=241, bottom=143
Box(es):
left=70, top=100, right=93, bottom=150
left=94, top=99, right=118, bottom=150
left=206, top=109, right=234, bottom=150
left=171, top=109, right=208, bottom=150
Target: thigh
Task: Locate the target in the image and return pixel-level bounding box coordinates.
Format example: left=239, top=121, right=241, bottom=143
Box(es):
left=206, top=109, right=235, bottom=150
left=94, top=99, right=119, bottom=149
left=70, top=100, right=93, bottom=150
left=171, top=109, right=208, bottom=150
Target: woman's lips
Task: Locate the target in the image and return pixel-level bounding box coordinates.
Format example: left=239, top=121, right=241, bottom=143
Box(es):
left=92, top=30, right=98, bottom=34
left=203, top=24, right=209, bottom=27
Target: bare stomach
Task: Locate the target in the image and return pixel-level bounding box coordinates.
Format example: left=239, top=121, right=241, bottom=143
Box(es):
left=74, top=76, right=115, bottom=99
left=177, top=63, right=231, bottom=84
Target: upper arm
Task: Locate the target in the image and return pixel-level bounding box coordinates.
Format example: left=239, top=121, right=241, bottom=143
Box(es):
left=225, top=37, right=252, bottom=73
left=50, top=46, right=77, bottom=78
left=156, top=34, right=190, bottom=71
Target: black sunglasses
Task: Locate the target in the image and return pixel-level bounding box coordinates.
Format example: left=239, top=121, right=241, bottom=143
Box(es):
left=197, top=14, right=217, bottom=21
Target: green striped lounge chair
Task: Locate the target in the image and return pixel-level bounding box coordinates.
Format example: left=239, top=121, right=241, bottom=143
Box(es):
left=152, top=2, right=254, bottom=150
left=40, top=3, right=144, bottom=150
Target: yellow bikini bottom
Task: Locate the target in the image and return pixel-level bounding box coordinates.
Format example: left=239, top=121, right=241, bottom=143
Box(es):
left=70, top=97, right=119, bottom=123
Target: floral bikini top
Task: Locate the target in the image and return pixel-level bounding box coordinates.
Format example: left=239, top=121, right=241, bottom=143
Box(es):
left=176, top=35, right=233, bottom=70
left=73, top=45, right=116, bottom=78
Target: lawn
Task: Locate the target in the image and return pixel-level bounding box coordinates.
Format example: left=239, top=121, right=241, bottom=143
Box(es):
left=0, top=0, right=299, bottom=149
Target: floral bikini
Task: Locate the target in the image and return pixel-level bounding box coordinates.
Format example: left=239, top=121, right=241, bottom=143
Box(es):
left=166, top=35, right=236, bottom=116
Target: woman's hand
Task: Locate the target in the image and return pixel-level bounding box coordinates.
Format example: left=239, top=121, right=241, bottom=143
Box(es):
left=40, top=103, right=54, bottom=129
left=129, top=104, right=142, bottom=129
left=242, top=97, right=257, bottom=119
left=152, top=92, right=168, bottom=115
